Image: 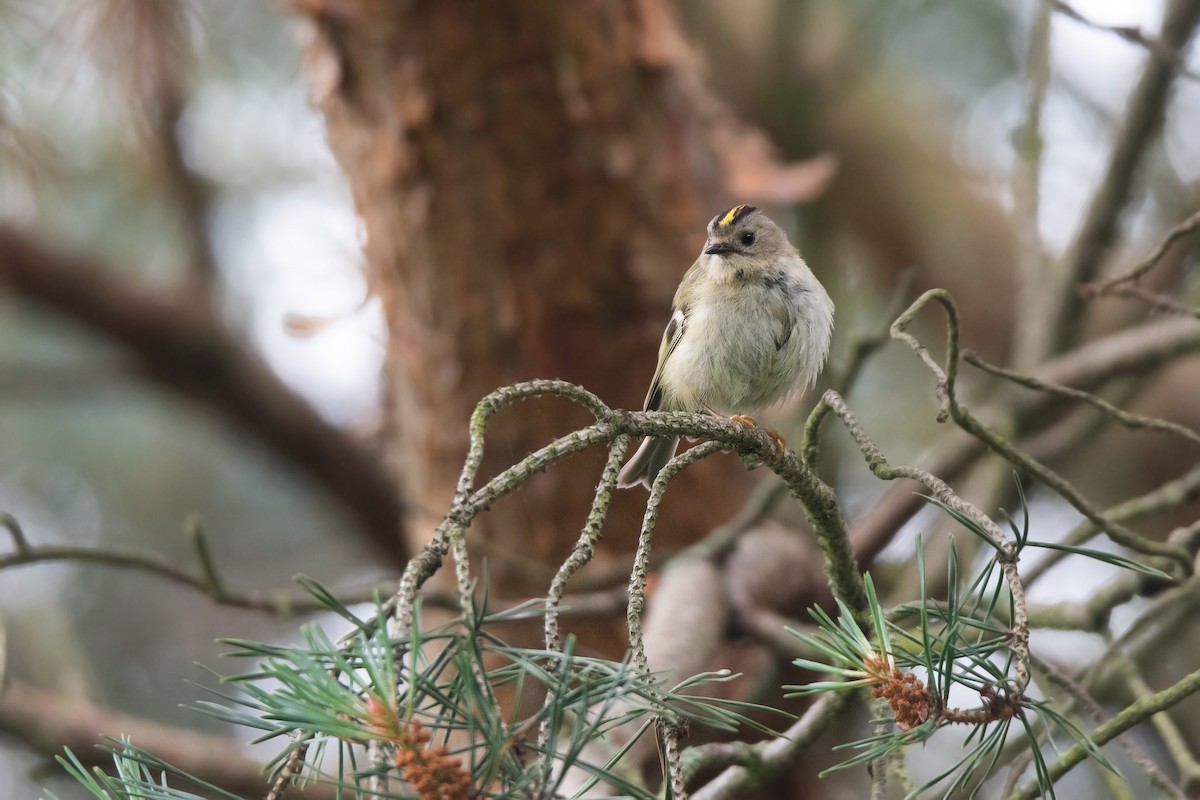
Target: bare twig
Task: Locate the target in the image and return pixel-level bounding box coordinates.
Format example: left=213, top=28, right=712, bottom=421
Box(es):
left=0, top=540, right=317, bottom=614
left=1052, top=1, right=1200, bottom=81
left=811, top=390, right=1031, bottom=688
left=1087, top=281, right=1200, bottom=318
left=1013, top=0, right=1054, bottom=369
left=893, top=289, right=1191, bottom=569
left=689, top=693, right=849, bottom=800
left=266, top=740, right=312, bottom=800
left=964, top=349, right=1200, bottom=449
left=537, top=436, right=629, bottom=754
left=627, top=440, right=725, bottom=673
left=1023, top=465, right=1200, bottom=585
left=0, top=510, right=30, bottom=554
left=544, top=436, right=630, bottom=653
left=1083, top=208, right=1200, bottom=293
left=840, top=313, right=1200, bottom=584
left=4, top=512, right=622, bottom=620
left=1050, top=0, right=1200, bottom=354
left=1018, top=376, right=1144, bottom=463
left=184, top=515, right=226, bottom=600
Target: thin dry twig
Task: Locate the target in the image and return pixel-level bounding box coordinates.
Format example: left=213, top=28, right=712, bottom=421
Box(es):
left=1052, top=0, right=1200, bottom=81
left=0, top=512, right=629, bottom=628
left=1083, top=208, right=1200, bottom=292
left=893, top=289, right=1191, bottom=570
left=838, top=313, right=1200, bottom=587
left=0, top=536, right=333, bottom=615
left=1050, top=0, right=1200, bottom=354
left=1023, top=466, right=1200, bottom=585
left=1087, top=281, right=1200, bottom=318
left=1078, top=206, right=1200, bottom=318
left=964, top=349, right=1200, bottom=449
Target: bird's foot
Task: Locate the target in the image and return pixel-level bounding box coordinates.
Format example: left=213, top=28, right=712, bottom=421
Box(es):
left=729, top=415, right=785, bottom=455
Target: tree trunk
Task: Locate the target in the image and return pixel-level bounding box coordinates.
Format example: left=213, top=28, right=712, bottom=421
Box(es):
left=301, top=0, right=758, bottom=594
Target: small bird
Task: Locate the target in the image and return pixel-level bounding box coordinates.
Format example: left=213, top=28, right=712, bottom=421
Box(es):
left=617, top=204, right=834, bottom=490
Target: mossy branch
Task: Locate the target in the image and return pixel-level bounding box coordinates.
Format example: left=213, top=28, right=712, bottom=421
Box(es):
left=390, top=379, right=865, bottom=644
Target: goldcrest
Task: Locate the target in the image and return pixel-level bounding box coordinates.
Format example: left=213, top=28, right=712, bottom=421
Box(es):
left=617, top=204, right=834, bottom=489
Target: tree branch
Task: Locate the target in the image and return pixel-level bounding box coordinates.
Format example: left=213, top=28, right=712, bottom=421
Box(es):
left=0, top=225, right=408, bottom=566
left=847, top=313, right=1200, bottom=574
left=1050, top=0, right=1200, bottom=355
left=964, top=349, right=1200, bottom=449
left=1010, top=666, right=1200, bottom=800
left=1082, top=208, right=1200, bottom=293
left=1052, top=0, right=1200, bottom=81
left=689, top=694, right=849, bottom=800
left=892, top=289, right=1190, bottom=568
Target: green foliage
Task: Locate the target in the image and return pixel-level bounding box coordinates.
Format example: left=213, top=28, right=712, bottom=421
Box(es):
left=51, top=741, right=241, bottom=800
left=50, top=589, right=783, bottom=799
left=784, top=490, right=1136, bottom=799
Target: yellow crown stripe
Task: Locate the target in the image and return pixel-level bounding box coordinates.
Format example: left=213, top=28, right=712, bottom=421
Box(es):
left=718, top=204, right=748, bottom=227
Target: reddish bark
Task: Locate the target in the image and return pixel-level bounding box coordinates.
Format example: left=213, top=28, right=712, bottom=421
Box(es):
left=302, top=0, right=769, bottom=578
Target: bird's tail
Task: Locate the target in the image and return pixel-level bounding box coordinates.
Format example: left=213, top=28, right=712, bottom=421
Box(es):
left=616, top=436, right=681, bottom=490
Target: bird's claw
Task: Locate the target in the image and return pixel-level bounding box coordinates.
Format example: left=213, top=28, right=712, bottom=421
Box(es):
left=728, top=415, right=786, bottom=455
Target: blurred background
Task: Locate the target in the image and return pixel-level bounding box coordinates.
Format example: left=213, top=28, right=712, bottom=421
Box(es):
left=2, top=0, right=1199, bottom=797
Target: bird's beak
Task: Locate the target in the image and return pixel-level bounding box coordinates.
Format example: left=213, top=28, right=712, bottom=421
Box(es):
left=705, top=243, right=735, bottom=255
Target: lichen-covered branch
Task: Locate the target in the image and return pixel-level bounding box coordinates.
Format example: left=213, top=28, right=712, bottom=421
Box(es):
left=810, top=390, right=1031, bottom=688
left=1010, top=666, right=1200, bottom=800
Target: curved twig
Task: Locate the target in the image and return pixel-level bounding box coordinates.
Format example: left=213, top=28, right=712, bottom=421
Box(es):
left=892, top=290, right=1191, bottom=570
left=811, top=390, right=1030, bottom=688
left=1051, top=0, right=1200, bottom=352
left=965, top=349, right=1200, bottom=449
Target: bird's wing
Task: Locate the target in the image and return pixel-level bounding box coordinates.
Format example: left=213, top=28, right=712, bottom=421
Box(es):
left=772, top=292, right=797, bottom=352
left=643, top=305, right=687, bottom=412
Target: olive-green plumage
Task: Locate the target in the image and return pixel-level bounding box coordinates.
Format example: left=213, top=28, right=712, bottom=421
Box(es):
left=617, top=205, right=834, bottom=489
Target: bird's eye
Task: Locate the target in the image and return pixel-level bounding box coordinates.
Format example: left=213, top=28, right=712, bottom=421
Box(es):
left=740, top=231, right=756, bottom=246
